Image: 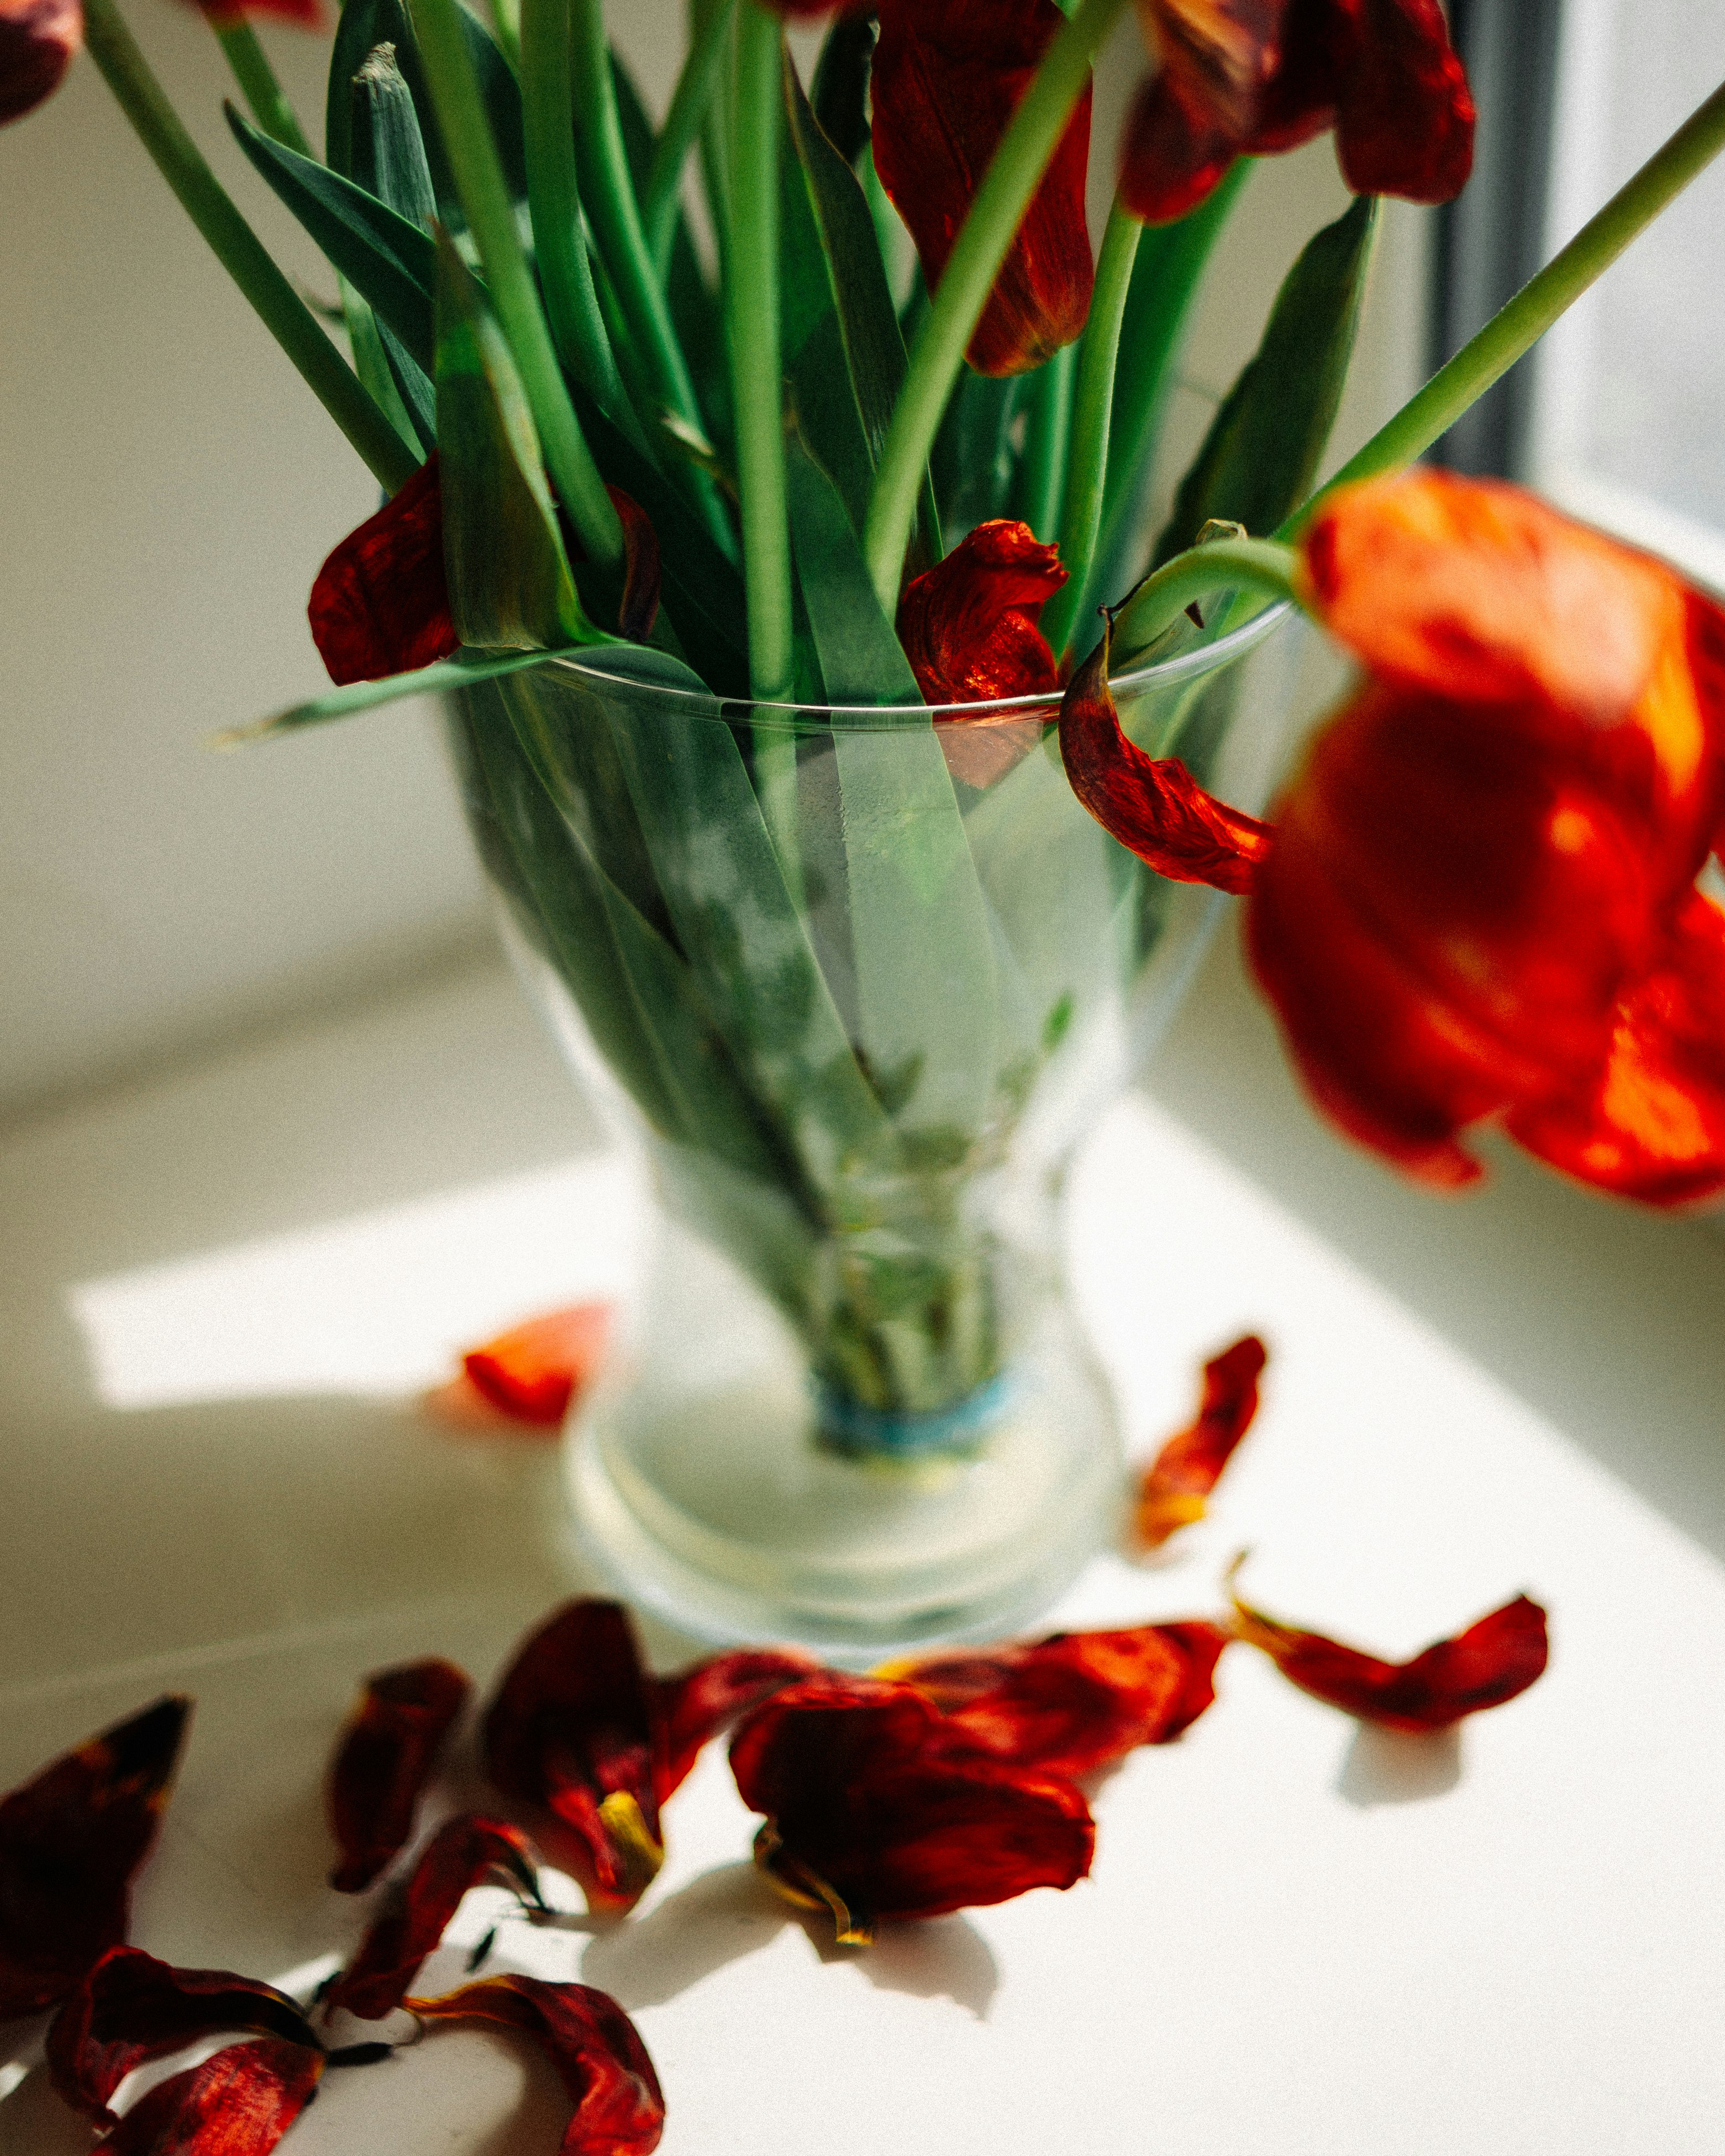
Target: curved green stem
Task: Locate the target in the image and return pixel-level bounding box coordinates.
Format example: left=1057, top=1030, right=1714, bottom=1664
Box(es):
left=862, top=0, right=1129, bottom=608
left=1042, top=201, right=1140, bottom=659
left=1283, top=75, right=1725, bottom=533
left=83, top=0, right=416, bottom=492
left=644, top=0, right=735, bottom=280
left=407, top=0, right=620, bottom=562
left=1109, top=536, right=1298, bottom=661
left=1013, top=343, right=1074, bottom=543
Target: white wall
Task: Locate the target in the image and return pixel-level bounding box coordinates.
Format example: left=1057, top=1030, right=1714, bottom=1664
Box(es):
left=0, top=5, right=1428, bottom=1125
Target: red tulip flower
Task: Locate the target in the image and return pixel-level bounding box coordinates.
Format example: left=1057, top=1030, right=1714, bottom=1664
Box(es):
left=1122, top=0, right=1475, bottom=224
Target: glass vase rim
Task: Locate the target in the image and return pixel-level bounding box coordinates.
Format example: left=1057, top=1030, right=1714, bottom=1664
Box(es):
left=544, top=598, right=1294, bottom=731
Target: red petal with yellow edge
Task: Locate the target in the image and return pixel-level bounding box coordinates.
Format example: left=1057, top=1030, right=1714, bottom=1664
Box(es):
left=1134, top=1333, right=1268, bottom=1548
left=308, top=456, right=458, bottom=688
left=0, top=0, right=80, bottom=126
left=327, top=1657, right=471, bottom=1893
left=888, top=1622, right=1228, bottom=1777
left=872, top=0, right=1093, bottom=376
left=101, top=2037, right=324, bottom=2156
left=650, top=1648, right=822, bottom=1801
left=1507, top=889, right=1725, bottom=1208
left=1232, top=1582, right=1549, bottom=1731
left=0, top=1696, right=191, bottom=2020
left=482, top=1600, right=663, bottom=1907
left=327, top=1816, right=542, bottom=2020
left=408, top=1976, right=664, bottom=2156
left=49, top=1948, right=317, bottom=2128
left=462, top=1303, right=612, bottom=1428
left=1059, top=625, right=1273, bottom=892
left=730, top=1675, right=1093, bottom=1937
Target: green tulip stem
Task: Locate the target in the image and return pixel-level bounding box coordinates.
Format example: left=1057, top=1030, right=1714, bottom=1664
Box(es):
left=1108, top=536, right=1298, bottom=661
left=407, top=0, right=621, bottom=563
left=1285, top=74, right=1725, bottom=531
left=644, top=0, right=737, bottom=280
left=1014, top=342, right=1074, bottom=544
left=212, top=17, right=311, bottom=155
left=862, top=0, right=1129, bottom=609
left=82, top=0, right=417, bottom=493
left=1041, top=199, right=1141, bottom=660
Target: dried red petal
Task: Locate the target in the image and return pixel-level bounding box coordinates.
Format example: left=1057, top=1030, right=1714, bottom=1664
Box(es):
left=885, top=1621, right=1229, bottom=1778
left=48, top=1948, right=317, bottom=2128
left=872, top=0, right=1094, bottom=376
left=1133, top=1333, right=1267, bottom=1547
left=307, top=456, right=459, bottom=687
left=327, top=1815, right=541, bottom=2020
left=1059, top=623, right=1274, bottom=892
left=327, top=1657, right=471, bottom=1893
left=462, top=1303, right=612, bottom=1429
left=729, top=1675, right=1093, bottom=1940
left=482, top=1600, right=663, bottom=1907
left=0, top=1696, right=191, bottom=2019
left=605, top=487, right=661, bottom=646
left=194, top=0, right=325, bottom=25
left=0, top=0, right=80, bottom=126
left=408, top=1976, right=664, bottom=2156
left=101, top=2036, right=324, bottom=2156
left=650, top=1648, right=823, bottom=1801
left=1231, top=1581, right=1550, bottom=1731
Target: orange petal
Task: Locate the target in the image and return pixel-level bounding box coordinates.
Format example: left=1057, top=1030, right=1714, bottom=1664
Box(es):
left=327, top=1657, right=471, bottom=1893
left=461, top=1301, right=612, bottom=1429
left=1133, top=1333, right=1267, bottom=1548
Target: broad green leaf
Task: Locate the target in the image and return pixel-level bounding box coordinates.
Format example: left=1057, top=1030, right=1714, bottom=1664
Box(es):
left=784, top=433, right=919, bottom=708
left=226, top=103, right=438, bottom=375
left=931, top=370, right=1023, bottom=541
left=434, top=234, right=593, bottom=650
left=1153, top=194, right=1379, bottom=564
left=810, top=10, right=873, bottom=164
left=349, top=41, right=438, bottom=230
left=222, top=645, right=580, bottom=742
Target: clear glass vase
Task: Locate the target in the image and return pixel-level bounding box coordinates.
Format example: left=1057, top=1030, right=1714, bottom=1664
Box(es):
left=446, top=603, right=1298, bottom=1653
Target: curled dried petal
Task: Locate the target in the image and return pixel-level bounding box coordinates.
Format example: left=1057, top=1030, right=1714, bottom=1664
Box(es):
left=0, top=1696, right=191, bottom=2019
left=1133, top=1333, right=1268, bottom=1548
left=0, top=0, right=81, bottom=126
left=1230, top=1574, right=1550, bottom=1731
left=650, top=1648, right=823, bottom=1801
left=328, top=1657, right=471, bottom=1893
left=307, top=456, right=459, bottom=688
left=327, top=1816, right=542, bottom=2021
left=101, top=2036, right=324, bottom=2156
left=407, top=1975, right=664, bottom=2156
left=1059, top=621, right=1274, bottom=891
left=462, top=1303, right=612, bottom=1429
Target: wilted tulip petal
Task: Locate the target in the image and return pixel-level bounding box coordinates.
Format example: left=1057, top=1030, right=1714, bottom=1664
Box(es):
left=0, top=0, right=81, bottom=127
left=101, top=2036, right=324, bottom=2156
left=327, top=1816, right=542, bottom=2020
left=408, top=1975, right=664, bottom=2156
left=872, top=0, right=1093, bottom=376
left=1133, top=1333, right=1267, bottom=1548
left=885, top=1621, right=1228, bottom=1777
left=1230, top=1577, right=1550, bottom=1731
left=0, top=1696, right=191, bottom=2020
left=327, top=1657, right=471, bottom=1893
left=730, top=1676, right=1093, bottom=1942
left=308, top=456, right=459, bottom=687
left=482, top=1600, right=663, bottom=1907
left=1059, top=623, right=1274, bottom=891
left=651, top=1648, right=822, bottom=1800
left=48, top=1948, right=317, bottom=2127
left=462, top=1303, right=612, bottom=1428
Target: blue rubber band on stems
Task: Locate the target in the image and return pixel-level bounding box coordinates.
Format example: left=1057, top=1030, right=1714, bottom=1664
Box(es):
left=813, top=1372, right=1019, bottom=1460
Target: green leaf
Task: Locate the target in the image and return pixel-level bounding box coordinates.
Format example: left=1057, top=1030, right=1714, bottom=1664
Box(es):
left=811, top=11, right=874, bottom=164
left=433, top=232, right=594, bottom=650
left=784, top=434, right=919, bottom=708
left=221, top=645, right=590, bottom=743
left=931, top=370, right=1023, bottom=541
left=324, top=0, right=524, bottom=205
left=349, top=41, right=438, bottom=230
left=225, top=101, right=439, bottom=375
left=1153, top=193, right=1379, bottom=564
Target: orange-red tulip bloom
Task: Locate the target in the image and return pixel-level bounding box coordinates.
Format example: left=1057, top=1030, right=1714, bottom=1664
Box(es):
left=1133, top=1332, right=1267, bottom=1547
left=1122, top=0, right=1475, bottom=224
left=327, top=1656, right=471, bottom=1891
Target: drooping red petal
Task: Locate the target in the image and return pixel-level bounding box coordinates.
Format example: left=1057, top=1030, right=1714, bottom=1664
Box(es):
left=1231, top=1582, right=1550, bottom=1731
left=461, top=1303, right=612, bottom=1429
left=1118, top=69, right=1241, bottom=225
left=729, top=1675, right=1093, bottom=1940
left=407, top=1976, right=664, bottom=2156
left=0, top=1696, right=191, bottom=2020
left=1059, top=624, right=1274, bottom=892
left=1506, top=888, right=1725, bottom=1207
left=327, top=1657, right=471, bottom=1893
left=192, top=0, right=325, bottom=26
left=0, top=0, right=81, bottom=126
left=327, top=1816, right=541, bottom=2021
left=1327, top=0, right=1475, bottom=203
left=883, top=1621, right=1229, bottom=1778
left=482, top=1600, right=663, bottom=1907
left=307, top=456, right=459, bottom=688
left=649, top=1648, right=823, bottom=1802
left=48, top=1948, right=317, bottom=2128
left=872, top=0, right=1094, bottom=376
left=605, top=487, right=661, bottom=646
left=1133, top=1333, right=1268, bottom=1548
left=101, top=2037, right=324, bottom=2156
